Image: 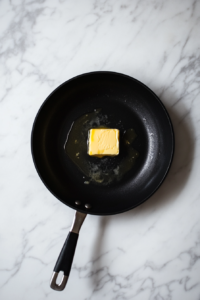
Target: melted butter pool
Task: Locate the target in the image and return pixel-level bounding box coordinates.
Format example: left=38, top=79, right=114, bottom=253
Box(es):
left=64, top=109, right=139, bottom=185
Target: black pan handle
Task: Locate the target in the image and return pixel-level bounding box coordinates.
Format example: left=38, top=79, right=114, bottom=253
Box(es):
left=50, top=211, right=87, bottom=291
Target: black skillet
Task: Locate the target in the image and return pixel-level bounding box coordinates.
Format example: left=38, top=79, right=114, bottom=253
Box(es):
left=31, top=71, right=174, bottom=291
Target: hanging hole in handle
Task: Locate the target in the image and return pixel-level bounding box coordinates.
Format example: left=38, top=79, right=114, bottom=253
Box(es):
left=50, top=271, right=68, bottom=291
left=57, top=271, right=64, bottom=283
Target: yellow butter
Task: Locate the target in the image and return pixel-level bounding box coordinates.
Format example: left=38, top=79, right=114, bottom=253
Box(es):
left=88, top=129, right=119, bottom=157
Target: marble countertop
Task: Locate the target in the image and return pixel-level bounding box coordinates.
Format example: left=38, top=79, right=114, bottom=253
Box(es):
left=1, top=0, right=200, bottom=299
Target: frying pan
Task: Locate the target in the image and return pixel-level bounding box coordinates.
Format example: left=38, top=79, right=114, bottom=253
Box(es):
left=31, top=71, right=174, bottom=291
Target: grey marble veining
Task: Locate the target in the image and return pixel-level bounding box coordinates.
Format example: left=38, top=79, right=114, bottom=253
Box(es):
left=0, top=0, right=200, bottom=299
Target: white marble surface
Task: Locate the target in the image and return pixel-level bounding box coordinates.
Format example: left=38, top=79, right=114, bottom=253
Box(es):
left=0, top=0, right=200, bottom=299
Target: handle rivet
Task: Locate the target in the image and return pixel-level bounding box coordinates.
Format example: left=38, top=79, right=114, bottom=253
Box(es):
left=85, top=204, right=91, bottom=209
left=75, top=201, right=81, bottom=205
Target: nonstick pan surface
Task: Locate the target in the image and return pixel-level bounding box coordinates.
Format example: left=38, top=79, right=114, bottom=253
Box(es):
left=31, top=71, right=174, bottom=215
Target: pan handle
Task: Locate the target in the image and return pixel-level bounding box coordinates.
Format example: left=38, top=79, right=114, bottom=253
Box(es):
left=50, top=211, right=87, bottom=291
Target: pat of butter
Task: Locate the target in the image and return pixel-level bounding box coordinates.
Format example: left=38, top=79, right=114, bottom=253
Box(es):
left=88, top=129, right=119, bottom=157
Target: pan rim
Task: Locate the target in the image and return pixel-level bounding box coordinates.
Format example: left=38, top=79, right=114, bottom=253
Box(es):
left=31, top=71, right=175, bottom=215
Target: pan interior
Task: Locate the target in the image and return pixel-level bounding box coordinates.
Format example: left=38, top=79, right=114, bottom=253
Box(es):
left=31, top=72, right=174, bottom=215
